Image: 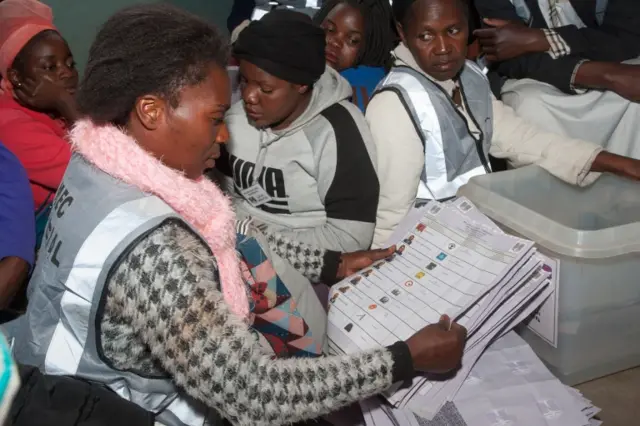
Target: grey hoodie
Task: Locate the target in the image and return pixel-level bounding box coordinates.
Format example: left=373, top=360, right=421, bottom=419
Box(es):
left=223, top=67, right=379, bottom=252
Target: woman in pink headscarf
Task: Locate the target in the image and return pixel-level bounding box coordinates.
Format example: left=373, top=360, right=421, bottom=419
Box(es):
left=0, top=0, right=78, bottom=212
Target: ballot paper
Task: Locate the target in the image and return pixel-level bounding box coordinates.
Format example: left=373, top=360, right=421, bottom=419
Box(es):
left=328, top=198, right=553, bottom=418
left=359, top=333, right=601, bottom=426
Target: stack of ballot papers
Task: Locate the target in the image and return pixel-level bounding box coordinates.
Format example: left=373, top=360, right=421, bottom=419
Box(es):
left=327, top=197, right=555, bottom=419
left=358, top=332, right=601, bottom=426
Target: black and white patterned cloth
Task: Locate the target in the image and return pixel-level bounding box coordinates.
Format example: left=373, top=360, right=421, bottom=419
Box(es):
left=543, top=29, right=571, bottom=59
left=100, top=222, right=413, bottom=425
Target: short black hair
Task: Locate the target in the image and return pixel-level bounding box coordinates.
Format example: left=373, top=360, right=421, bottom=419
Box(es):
left=393, top=0, right=469, bottom=29
left=314, top=0, right=398, bottom=69
left=77, top=4, right=229, bottom=126
left=10, top=29, right=59, bottom=74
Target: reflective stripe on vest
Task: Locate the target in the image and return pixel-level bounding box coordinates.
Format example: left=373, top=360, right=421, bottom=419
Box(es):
left=44, top=196, right=171, bottom=375
left=12, top=154, right=214, bottom=426
left=41, top=195, right=209, bottom=426
left=374, top=66, right=489, bottom=201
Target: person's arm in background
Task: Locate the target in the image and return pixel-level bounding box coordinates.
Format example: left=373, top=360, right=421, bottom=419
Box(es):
left=365, top=92, right=424, bottom=249
left=0, top=144, right=36, bottom=309
left=474, top=0, right=640, bottom=98
left=262, top=105, right=380, bottom=253
left=489, top=96, right=640, bottom=184
left=482, top=48, right=640, bottom=100
left=546, top=0, right=640, bottom=61
left=475, top=0, right=640, bottom=61
left=0, top=258, right=29, bottom=309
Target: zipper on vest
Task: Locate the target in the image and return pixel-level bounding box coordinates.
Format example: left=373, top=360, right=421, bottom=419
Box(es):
left=423, top=76, right=491, bottom=175
left=458, top=84, right=491, bottom=174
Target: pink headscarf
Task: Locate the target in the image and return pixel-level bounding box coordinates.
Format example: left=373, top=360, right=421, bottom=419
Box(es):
left=0, top=0, right=57, bottom=94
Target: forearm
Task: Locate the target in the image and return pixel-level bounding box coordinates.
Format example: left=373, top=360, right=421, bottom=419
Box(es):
left=0, top=257, right=29, bottom=310
left=266, top=219, right=374, bottom=253
left=263, top=230, right=342, bottom=285
left=491, top=98, right=603, bottom=186
left=106, top=224, right=412, bottom=425
left=590, top=151, right=639, bottom=179
left=553, top=23, right=640, bottom=62
left=574, top=61, right=635, bottom=92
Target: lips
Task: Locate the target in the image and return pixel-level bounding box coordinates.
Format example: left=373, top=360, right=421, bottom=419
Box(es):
left=204, top=151, right=220, bottom=170
left=325, top=50, right=339, bottom=66
left=245, top=108, right=262, bottom=120
left=433, top=61, right=456, bottom=72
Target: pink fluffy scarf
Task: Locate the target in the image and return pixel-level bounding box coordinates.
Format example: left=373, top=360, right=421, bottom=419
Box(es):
left=70, top=119, right=249, bottom=319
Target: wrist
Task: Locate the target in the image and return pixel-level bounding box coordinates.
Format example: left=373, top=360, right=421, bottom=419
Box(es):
left=574, top=61, right=619, bottom=91
left=387, top=341, right=414, bottom=383
left=529, top=29, right=550, bottom=54
left=591, top=151, right=632, bottom=176
left=321, top=251, right=342, bottom=284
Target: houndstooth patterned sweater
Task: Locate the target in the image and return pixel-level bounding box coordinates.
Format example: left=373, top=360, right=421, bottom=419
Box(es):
left=101, top=222, right=413, bottom=426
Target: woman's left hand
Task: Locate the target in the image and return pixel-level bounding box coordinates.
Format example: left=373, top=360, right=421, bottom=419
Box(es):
left=337, top=246, right=396, bottom=279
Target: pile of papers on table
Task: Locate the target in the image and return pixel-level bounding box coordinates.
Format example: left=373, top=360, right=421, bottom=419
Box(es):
left=327, top=197, right=557, bottom=419
left=359, top=332, right=601, bottom=426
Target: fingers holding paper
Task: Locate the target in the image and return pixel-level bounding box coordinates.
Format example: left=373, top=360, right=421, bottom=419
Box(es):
left=337, top=246, right=396, bottom=279
left=405, top=315, right=467, bottom=374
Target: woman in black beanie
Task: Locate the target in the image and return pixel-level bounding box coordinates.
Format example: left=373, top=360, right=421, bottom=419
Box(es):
left=221, top=9, right=381, bottom=255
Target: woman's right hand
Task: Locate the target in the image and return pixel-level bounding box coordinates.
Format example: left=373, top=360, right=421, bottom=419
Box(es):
left=14, top=76, right=78, bottom=122
left=405, top=315, right=467, bottom=374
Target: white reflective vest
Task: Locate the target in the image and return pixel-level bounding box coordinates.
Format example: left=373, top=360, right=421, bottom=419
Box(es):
left=373, top=62, right=493, bottom=201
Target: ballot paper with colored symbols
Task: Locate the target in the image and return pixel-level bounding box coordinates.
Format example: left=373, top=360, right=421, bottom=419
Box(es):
left=327, top=198, right=553, bottom=419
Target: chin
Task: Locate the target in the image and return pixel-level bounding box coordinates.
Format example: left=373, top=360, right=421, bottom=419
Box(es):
left=436, top=72, right=462, bottom=82
left=248, top=117, right=270, bottom=129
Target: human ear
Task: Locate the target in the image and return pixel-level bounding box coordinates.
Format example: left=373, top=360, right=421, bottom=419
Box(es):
left=134, top=95, right=165, bottom=131
left=296, top=84, right=310, bottom=95
left=6, top=68, right=23, bottom=89
left=396, top=22, right=407, bottom=45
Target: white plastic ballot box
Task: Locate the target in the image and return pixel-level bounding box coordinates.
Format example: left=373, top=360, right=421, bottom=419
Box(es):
left=458, top=166, right=640, bottom=385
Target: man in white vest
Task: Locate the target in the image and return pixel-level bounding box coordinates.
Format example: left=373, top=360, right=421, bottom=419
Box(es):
left=367, top=0, right=640, bottom=247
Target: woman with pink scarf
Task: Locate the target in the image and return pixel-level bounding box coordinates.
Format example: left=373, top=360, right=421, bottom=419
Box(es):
left=9, top=5, right=466, bottom=426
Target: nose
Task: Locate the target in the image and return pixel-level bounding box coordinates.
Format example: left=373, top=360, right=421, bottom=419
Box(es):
left=216, top=122, right=229, bottom=144
left=434, top=36, right=452, bottom=55
left=242, top=84, right=259, bottom=106
left=59, top=62, right=75, bottom=80
left=327, top=34, right=342, bottom=49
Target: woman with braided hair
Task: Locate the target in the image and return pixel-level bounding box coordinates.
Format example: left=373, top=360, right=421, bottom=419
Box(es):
left=314, top=0, right=398, bottom=111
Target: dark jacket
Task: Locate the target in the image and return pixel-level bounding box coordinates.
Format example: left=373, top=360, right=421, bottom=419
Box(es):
left=7, top=364, right=154, bottom=426
left=475, top=0, right=640, bottom=94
